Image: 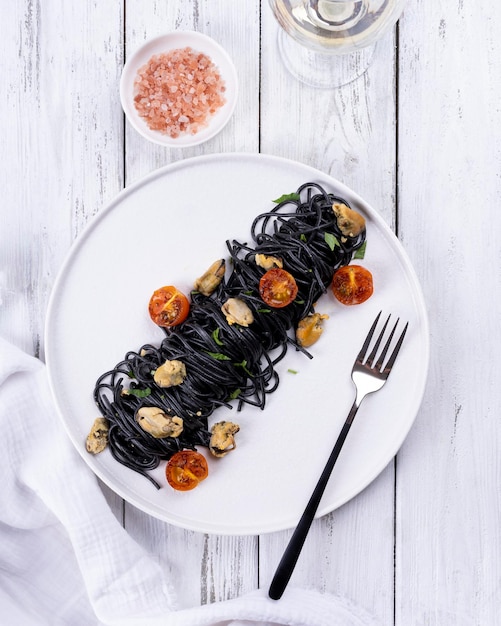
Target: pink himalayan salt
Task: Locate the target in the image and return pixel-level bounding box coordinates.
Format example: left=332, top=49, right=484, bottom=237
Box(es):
left=133, top=47, right=227, bottom=139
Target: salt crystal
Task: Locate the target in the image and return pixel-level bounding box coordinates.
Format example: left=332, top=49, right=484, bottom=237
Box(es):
left=133, top=46, right=226, bottom=138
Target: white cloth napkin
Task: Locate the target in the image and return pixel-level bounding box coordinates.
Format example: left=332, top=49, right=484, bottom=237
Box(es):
left=0, top=337, right=381, bottom=626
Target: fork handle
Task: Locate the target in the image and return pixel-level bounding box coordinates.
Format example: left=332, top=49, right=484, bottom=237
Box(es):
left=268, top=399, right=360, bottom=600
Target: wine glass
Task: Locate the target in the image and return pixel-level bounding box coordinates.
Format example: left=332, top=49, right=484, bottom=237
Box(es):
left=268, top=0, right=408, bottom=88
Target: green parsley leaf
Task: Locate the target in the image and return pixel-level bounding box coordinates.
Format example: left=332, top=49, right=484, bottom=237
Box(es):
left=127, top=387, right=152, bottom=398
left=206, top=351, right=231, bottom=361
left=353, top=240, right=367, bottom=259
left=324, top=232, right=340, bottom=251
left=273, top=192, right=300, bottom=204
left=212, top=327, right=224, bottom=346
left=300, top=233, right=307, bottom=242
left=234, top=360, right=253, bottom=377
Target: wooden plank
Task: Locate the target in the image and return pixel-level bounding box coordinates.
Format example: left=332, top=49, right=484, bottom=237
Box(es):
left=396, top=1, right=501, bottom=623
left=121, top=0, right=262, bottom=606
left=0, top=1, right=125, bottom=515
left=0, top=1, right=124, bottom=357
left=258, top=7, right=399, bottom=623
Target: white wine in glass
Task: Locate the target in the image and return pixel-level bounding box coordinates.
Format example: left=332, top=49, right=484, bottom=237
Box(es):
left=268, top=0, right=408, bottom=88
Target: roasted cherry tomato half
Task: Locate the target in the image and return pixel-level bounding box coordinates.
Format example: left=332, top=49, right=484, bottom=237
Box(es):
left=259, top=268, right=298, bottom=308
left=148, top=286, right=190, bottom=328
left=331, top=265, right=374, bottom=306
left=165, top=450, right=209, bottom=491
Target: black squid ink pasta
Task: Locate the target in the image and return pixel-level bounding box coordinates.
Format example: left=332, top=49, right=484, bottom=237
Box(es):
left=93, top=182, right=367, bottom=487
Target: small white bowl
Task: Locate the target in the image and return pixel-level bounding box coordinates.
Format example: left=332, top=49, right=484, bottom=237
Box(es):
left=120, top=31, right=238, bottom=147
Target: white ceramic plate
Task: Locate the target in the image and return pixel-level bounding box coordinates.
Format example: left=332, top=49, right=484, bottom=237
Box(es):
left=45, top=153, right=429, bottom=535
left=120, top=31, right=238, bottom=147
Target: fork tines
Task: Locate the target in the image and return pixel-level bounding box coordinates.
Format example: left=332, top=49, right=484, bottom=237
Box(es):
left=359, top=311, right=408, bottom=375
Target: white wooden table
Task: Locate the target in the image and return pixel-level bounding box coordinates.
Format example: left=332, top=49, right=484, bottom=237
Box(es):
left=2, top=1, right=500, bottom=623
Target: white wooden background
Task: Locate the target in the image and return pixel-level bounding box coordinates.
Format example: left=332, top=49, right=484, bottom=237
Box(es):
left=1, top=1, right=500, bottom=623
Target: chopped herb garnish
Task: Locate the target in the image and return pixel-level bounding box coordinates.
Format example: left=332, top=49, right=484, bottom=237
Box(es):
left=229, top=389, right=241, bottom=400
left=127, top=387, right=152, bottom=398
left=273, top=192, right=300, bottom=203
left=287, top=369, right=298, bottom=374
left=324, top=232, right=340, bottom=251
left=354, top=240, right=367, bottom=259
left=257, top=308, right=272, bottom=313
left=300, top=233, right=307, bottom=242
left=212, top=327, right=224, bottom=346
left=234, top=359, right=253, bottom=377
left=206, top=351, right=231, bottom=361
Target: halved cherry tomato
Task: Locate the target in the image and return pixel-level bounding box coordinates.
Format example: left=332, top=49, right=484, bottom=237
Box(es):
left=331, top=265, right=374, bottom=305
left=148, top=286, right=190, bottom=327
left=165, top=450, right=209, bottom=491
left=259, top=268, right=298, bottom=308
